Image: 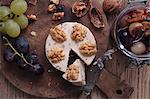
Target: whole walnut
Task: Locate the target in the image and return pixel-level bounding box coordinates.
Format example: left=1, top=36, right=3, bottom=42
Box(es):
left=103, top=0, right=123, bottom=13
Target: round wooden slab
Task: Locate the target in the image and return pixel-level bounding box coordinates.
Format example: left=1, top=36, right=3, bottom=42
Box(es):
left=0, top=0, right=110, bottom=98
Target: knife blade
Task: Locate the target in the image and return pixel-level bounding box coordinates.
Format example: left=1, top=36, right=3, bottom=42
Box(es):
left=79, top=48, right=117, bottom=98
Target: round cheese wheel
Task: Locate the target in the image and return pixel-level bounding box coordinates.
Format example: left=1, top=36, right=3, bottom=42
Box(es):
left=45, top=22, right=97, bottom=72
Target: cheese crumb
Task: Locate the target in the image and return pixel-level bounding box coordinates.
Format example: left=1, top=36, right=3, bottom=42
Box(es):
left=30, top=31, right=37, bottom=37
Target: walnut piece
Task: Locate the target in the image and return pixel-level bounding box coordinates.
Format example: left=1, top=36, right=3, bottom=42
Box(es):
left=48, top=4, right=56, bottom=13
left=72, top=0, right=91, bottom=17
left=79, top=42, right=97, bottom=56
left=27, top=14, right=37, bottom=21
left=71, top=24, right=86, bottom=42
left=66, top=64, right=79, bottom=80
left=50, top=0, right=60, bottom=5
left=52, top=12, right=65, bottom=21
left=50, top=26, right=66, bottom=42
left=48, top=47, right=65, bottom=63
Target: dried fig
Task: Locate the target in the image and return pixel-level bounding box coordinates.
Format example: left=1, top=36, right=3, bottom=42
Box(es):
left=142, top=21, right=150, bottom=31
left=129, top=22, right=143, bottom=38
left=118, top=15, right=131, bottom=28
left=72, top=0, right=92, bottom=18
left=89, top=7, right=105, bottom=28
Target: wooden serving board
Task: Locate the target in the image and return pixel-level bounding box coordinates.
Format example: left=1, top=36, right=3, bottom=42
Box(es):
left=0, top=0, right=132, bottom=98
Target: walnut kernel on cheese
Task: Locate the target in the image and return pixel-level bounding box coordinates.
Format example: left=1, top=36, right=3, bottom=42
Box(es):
left=48, top=48, right=65, bottom=63
left=50, top=26, right=67, bottom=42
left=79, top=42, right=97, bottom=56
left=66, top=64, right=79, bottom=80
left=71, top=24, right=86, bottom=42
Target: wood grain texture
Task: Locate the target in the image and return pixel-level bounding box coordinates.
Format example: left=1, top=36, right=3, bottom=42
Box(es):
left=0, top=0, right=110, bottom=98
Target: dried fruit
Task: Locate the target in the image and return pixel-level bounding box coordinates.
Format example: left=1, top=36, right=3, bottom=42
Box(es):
left=48, top=4, right=56, bottom=13
left=49, top=0, right=60, bottom=5
left=142, top=21, right=150, bottom=31
left=128, top=22, right=143, bottom=38
left=52, top=12, right=64, bottom=20
left=131, top=42, right=146, bottom=55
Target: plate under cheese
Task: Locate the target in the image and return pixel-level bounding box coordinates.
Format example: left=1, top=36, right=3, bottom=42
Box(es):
left=62, top=59, right=86, bottom=86
left=45, top=22, right=97, bottom=72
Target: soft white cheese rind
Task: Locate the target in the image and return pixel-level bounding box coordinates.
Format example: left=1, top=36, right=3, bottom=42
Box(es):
left=45, top=22, right=97, bottom=72
left=62, top=59, right=86, bottom=86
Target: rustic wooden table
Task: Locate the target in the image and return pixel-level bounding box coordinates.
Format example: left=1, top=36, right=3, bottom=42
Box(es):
left=0, top=52, right=149, bottom=99
left=0, top=0, right=150, bottom=98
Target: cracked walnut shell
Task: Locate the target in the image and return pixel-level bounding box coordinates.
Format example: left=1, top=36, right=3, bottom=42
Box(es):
left=79, top=42, right=97, bottom=56
left=71, top=24, right=87, bottom=41
left=48, top=47, right=65, bottom=63
left=50, top=26, right=67, bottom=42
left=66, top=64, right=79, bottom=80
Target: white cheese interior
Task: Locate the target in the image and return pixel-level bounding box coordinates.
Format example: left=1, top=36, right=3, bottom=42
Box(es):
left=62, top=59, right=86, bottom=86
left=45, top=22, right=97, bottom=72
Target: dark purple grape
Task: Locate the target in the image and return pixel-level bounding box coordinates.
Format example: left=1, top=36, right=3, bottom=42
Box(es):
left=15, top=36, right=29, bottom=54
left=15, top=57, right=44, bottom=75
left=56, top=4, right=65, bottom=12
left=15, top=57, right=28, bottom=69
left=3, top=48, right=15, bottom=62
left=25, top=53, right=38, bottom=64
left=32, top=64, right=44, bottom=75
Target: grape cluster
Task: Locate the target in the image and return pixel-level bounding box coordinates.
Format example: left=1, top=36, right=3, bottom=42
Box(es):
left=0, top=0, right=28, bottom=38
left=3, top=36, right=44, bottom=75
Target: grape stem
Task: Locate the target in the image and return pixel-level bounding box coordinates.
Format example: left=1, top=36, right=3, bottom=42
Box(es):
left=3, top=36, right=34, bottom=67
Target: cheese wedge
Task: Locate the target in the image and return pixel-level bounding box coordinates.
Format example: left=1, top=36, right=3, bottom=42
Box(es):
left=62, top=59, right=86, bottom=86
left=45, top=22, right=97, bottom=72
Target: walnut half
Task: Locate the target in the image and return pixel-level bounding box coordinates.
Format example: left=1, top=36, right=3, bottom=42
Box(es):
left=66, top=64, right=79, bottom=80
left=72, top=0, right=92, bottom=17
left=71, top=24, right=87, bottom=42
left=79, top=42, right=97, bottom=56
left=48, top=47, right=65, bottom=63
left=50, top=26, right=67, bottom=42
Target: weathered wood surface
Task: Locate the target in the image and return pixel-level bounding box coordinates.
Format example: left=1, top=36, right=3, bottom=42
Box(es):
left=0, top=60, right=150, bottom=99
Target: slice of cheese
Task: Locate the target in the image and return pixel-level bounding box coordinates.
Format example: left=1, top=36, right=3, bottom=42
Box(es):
left=70, top=23, right=97, bottom=65
left=62, top=59, right=86, bottom=86
left=45, top=22, right=97, bottom=72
